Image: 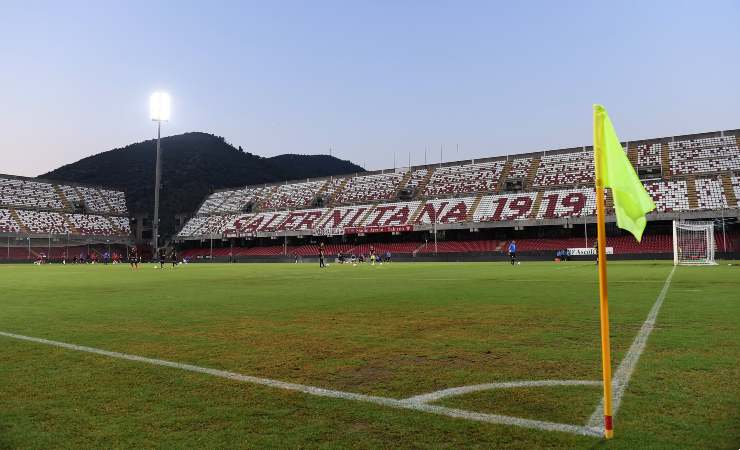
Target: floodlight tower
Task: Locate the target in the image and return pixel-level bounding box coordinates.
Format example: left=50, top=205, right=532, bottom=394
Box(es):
left=149, top=92, right=171, bottom=257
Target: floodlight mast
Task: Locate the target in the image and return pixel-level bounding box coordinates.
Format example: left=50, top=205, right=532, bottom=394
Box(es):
left=150, top=92, right=171, bottom=258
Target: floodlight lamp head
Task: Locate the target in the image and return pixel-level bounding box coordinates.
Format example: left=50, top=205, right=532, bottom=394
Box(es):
left=150, top=92, right=171, bottom=121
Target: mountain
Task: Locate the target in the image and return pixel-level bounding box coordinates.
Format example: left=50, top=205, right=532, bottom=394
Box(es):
left=40, top=132, right=364, bottom=239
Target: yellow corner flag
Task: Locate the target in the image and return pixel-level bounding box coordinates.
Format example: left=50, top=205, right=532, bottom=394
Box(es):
left=594, top=105, right=656, bottom=241
left=592, top=104, right=656, bottom=440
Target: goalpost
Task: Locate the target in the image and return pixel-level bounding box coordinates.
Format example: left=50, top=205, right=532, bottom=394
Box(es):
left=672, top=220, right=717, bottom=266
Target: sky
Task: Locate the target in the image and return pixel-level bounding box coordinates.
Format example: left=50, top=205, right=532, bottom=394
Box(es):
left=2, top=1, right=739, bottom=177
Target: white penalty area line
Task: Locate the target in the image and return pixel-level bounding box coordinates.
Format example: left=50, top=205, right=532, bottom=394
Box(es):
left=586, top=265, right=677, bottom=430
left=0, top=330, right=600, bottom=438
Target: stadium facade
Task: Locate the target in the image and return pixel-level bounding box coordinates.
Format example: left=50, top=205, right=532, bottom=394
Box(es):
left=0, top=174, right=130, bottom=261
left=175, top=128, right=740, bottom=261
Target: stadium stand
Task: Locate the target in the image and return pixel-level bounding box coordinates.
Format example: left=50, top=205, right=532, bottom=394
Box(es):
left=59, top=185, right=120, bottom=214
left=695, top=177, right=729, bottom=210
left=731, top=176, right=740, bottom=207
left=196, top=190, right=234, bottom=215
left=413, top=198, right=476, bottom=224
left=363, top=201, right=421, bottom=227
left=474, top=192, right=538, bottom=222
left=318, top=205, right=373, bottom=230
left=0, top=174, right=130, bottom=260
left=263, top=180, right=331, bottom=210
left=175, top=128, right=738, bottom=260
left=0, top=209, right=21, bottom=233
left=507, top=158, right=533, bottom=179
left=644, top=180, right=690, bottom=212
left=533, top=151, right=594, bottom=187
left=536, top=188, right=596, bottom=219
left=422, top=161, right=504, bottom=196
left=334, top=172, right=402, bottom=204
left=636, top=143, right=662, bottom=167
left=1, top=177, right=63, bottom=210
left=668, top=136, right=740, bottom=175
left=15, top=210, right=70, bottom=234
left=219, top=187, right=273, bottom=213
left=67, top=213, right=127, bottom=236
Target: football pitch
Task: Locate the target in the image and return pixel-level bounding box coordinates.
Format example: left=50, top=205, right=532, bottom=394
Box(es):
left=0, top=261, right=737, bottom=449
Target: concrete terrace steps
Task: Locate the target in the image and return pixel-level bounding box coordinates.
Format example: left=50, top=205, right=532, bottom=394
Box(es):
left=357, top=204, right=377, bottom=227
left=686, top=176, right=699, bottom=209
left=414, top=167, right=436, bottom=199
left=62, top=215, right=80, bottom=234
left=661, top=143, right=671, bottom=179
left=316, top=179, right=333, bottom=196
left=530, top=190, right=545, bottom=218
left=258, top=185, right=281, bottom=210
left=409, top=202, right=427, bottom=224
left=467, top=193, right=485, bottom=222
left=96, top=188, right=116, bottom=215
left=524, top=158, right=540, bottom=190
left=721, top=174, right=739, bottom=207
left=627, top=146, right=638, bottom=167
left=604, top=189, right=614, bottom=214
left=105, top=216, right=122, bottom=235
left=327, top=178, right=350, bottom=207
left=394, top=170, right=414, bottom=200
left=495, top=160, right=512, bottom=194
left=53, top=185, right=72, bottom=211
left=9, top=209, right=29, bottom=233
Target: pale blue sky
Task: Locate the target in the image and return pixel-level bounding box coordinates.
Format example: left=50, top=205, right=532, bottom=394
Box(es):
left=2, top=1, right=739, bottom=177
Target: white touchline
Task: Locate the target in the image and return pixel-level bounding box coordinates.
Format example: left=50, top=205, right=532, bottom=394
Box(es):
left=0, top=330, right=600, bottom=438
left=586, top=265, right=677, bottom=431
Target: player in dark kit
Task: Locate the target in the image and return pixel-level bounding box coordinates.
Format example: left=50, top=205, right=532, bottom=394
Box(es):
left=319, top=243, right=326, bottom=268
left=159, top=250, right=166, bottom=269
left=593, top=240, right=599, bottom=265
left=170, top=249, right=178, bottom=268
left=129, top=247, right=139, bottom=270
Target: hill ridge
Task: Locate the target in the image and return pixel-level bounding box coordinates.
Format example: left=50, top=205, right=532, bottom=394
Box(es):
left=40, top=131, right=364, bottom=239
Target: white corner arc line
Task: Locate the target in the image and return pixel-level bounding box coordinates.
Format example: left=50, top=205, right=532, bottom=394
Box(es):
left=587, top=265, right=676, bottom=429
left=0, top=331, right=600, bottom=438
left=404, top=380, right=602, bottom=405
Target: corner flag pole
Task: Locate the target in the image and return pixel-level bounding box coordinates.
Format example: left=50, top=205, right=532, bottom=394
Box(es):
left=593, top=105, right=614, bottom=439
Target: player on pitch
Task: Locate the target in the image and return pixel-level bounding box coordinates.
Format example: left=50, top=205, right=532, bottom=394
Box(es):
left=129, top=246, right=139, bottom=270
left=508, top=240, right=517, bottom=265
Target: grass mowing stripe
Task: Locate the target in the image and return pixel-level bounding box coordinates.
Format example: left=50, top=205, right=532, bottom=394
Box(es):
left=0, top=330, right=601, bottom=438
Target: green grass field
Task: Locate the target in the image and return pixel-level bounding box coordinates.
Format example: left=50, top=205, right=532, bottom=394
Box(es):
left=0, top=261, right=738, bottom=449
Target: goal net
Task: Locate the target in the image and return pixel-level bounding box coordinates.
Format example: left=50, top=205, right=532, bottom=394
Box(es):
left=673, top=220, right=717, bottom=266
